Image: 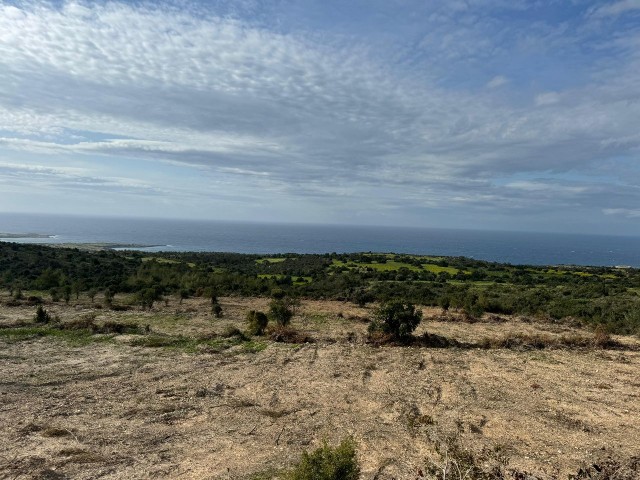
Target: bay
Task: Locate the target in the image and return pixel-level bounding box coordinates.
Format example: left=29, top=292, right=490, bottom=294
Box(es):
left=0, top=212, right=638, bottom=267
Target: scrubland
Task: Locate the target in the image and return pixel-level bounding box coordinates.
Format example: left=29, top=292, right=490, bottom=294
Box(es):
left=1, top=293, right=639, bottom=479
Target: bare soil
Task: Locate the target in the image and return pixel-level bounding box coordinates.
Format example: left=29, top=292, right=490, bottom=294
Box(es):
left=1, top=295, right=639, bottom=479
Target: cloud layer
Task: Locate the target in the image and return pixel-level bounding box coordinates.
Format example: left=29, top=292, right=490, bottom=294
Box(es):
left=0, top=1, right=639, bottom=233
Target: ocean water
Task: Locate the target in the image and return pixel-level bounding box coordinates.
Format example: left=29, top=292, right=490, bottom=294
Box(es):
left=0, top=212, right=638, bottom=267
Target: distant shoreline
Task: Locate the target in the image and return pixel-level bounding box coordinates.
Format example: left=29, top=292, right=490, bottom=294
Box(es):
left=0, top=232, right=53, bottom=239
left=0, top=235, right=162, bottom=251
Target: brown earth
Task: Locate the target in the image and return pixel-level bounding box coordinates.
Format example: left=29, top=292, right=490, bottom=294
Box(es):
left=1, top=294, right=639, bottom=479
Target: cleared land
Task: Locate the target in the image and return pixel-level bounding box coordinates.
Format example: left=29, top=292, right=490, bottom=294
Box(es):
left=1, top=294, right=639, bottom=479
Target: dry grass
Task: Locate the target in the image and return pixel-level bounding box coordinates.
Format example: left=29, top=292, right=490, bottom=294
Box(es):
left=0, top=296, right=639, bottom=479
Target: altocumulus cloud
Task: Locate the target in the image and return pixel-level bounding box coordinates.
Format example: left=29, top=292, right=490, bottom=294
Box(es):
left=0, top=0, right=639, bottom=233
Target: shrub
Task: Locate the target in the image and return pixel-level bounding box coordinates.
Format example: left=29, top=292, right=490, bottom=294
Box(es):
left=34, top=305, right=53, bottom=324
left=268, top=299, right=293, bottom=326
left=246, top=310, right=269, bottom=336
left=221, top=326, right=248, bottom=340
left=285, top=437, right=360, bottom=480
left=371, top=300, right=422, bottom=341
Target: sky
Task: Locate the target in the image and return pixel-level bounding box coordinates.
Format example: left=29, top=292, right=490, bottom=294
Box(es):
left=0, top=0, right=639, bottom=234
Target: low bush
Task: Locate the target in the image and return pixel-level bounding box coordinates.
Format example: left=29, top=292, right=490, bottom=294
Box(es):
left=268, top=325, right=313, bottom=344
left=34, top=305, right=53, bottom=324
left=268, top=299, right=293, bottom=326
left=246, top=310, right=269, bottom=336
left=221, top=326, right=248, bottom=340
left=369, top=300, right=422, bottom=341
left=284, top=437, right=360, bottom=480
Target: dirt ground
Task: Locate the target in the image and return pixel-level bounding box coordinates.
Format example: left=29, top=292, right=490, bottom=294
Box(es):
left=1, top=295, right=639, bottom=479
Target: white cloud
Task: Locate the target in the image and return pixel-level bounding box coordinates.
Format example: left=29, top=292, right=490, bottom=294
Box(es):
left=0, top=2, right=639, bottom=229
left=486, top=75, right=508, bottom=88
left=589, top=0, right=640, bottom=18
left=603, top=208, right=640, bottom=218
left=535, top=92, right=561, bottom=106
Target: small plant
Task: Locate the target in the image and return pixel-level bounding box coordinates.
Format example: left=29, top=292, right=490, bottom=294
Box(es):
left=49, top=287, right=61, bottom=303
left=246, top=310, right=269, bottom=336
left=269, top=325, right=314, bottom=344
left=221, top=326, right=247, bottom=340
left=34, top=305, right=53, bottom=324
left=13, top=287, right=23, bottom=300
left=103, top=288, right=114, bottom=307
left=284, top=437, right=360, bottom=480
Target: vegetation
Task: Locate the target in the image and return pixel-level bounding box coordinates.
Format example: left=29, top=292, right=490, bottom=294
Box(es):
left=1, top=242, right=640, bottom=334
left=246, top=310, right=269, bottom=336
left=369, top=300, right=422, bottom=341
left=34, top=305, right=52, bottom=324
left=284, top=437, right=360, bottom=480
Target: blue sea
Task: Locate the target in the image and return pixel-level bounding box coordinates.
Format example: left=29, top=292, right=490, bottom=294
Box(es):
left=0, top=212, right=638, bottom=267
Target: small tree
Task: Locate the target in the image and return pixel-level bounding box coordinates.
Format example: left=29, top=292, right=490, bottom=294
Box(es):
left=268, top=299, right=293, bottom=326
left=63, top=285, right=72, bottom=304
left=371, top=300, right=422, bottom=341
left=104, top=288, right=114, bottom=307
left=34, top=305, right=52, bottom=324
left=246, top=310, right=269, bottom=336
left=137, top=288, right=159, bottom=310
left=88, top=288, right=98, bottom=304
left=49, top=287, right=60, bottom=303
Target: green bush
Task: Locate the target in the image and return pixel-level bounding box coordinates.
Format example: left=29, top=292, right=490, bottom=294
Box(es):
left=268, top=299, right=293, bottom=326
left=285, top=437, right=360, bottom=480
left=34, top=305, right=52, bottom=324
left=372, top=300, right=422, bottom=340
left=246, top=310, right=269, bottom=336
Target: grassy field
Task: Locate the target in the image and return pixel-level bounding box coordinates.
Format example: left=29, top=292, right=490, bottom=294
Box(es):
left=1, top=293, right=639, bottom=479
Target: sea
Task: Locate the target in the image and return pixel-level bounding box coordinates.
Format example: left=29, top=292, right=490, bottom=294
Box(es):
left=0, top=212, right=638, bottom=267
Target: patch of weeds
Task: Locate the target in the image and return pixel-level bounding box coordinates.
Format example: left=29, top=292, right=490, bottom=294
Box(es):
left=19, top=422, right=43, bottom=435
left=259, top=408, right=292, bottom=419
left=0, top=325, right=99, bottom=346
left=228, top=397, right=257, bottom=408
left=401, top=402, right=434, bottom=436
left=241, top=340, right=268, bottom=353
left=221, top=326, right=249, bottom=340
left=58, top=448, right=104, bottom=464
left=129, top=334, right=196, bottom=350
left=550, top=411, right=593, bottom=432
left=41, top=426, right=72, bottom=438
left=478, top=332, right=629, bottom=350
left=570, top=455, right=640, bottom=480
left=424, top=433, right=508, bottom=480
left=422, top=429, right=539, bottom=480
left=269, top=325, right=314, bottom=344
left=284, top=437, right=360, bottom=480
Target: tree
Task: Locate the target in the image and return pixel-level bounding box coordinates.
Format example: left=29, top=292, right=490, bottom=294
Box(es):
left=371, top=300, right=422, bottom=340
left=34, top=305, right=52, bottom=324
left=104, top=288, right=114, bottom=307
left=137, top=288, right=160, bottom=309
left=246, top=310, right=269, bottom=336
left=268, top=298, right=293, bottom=326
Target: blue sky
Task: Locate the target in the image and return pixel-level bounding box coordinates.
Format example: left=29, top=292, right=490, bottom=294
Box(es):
left=1, top=0, right=639, bottom=234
